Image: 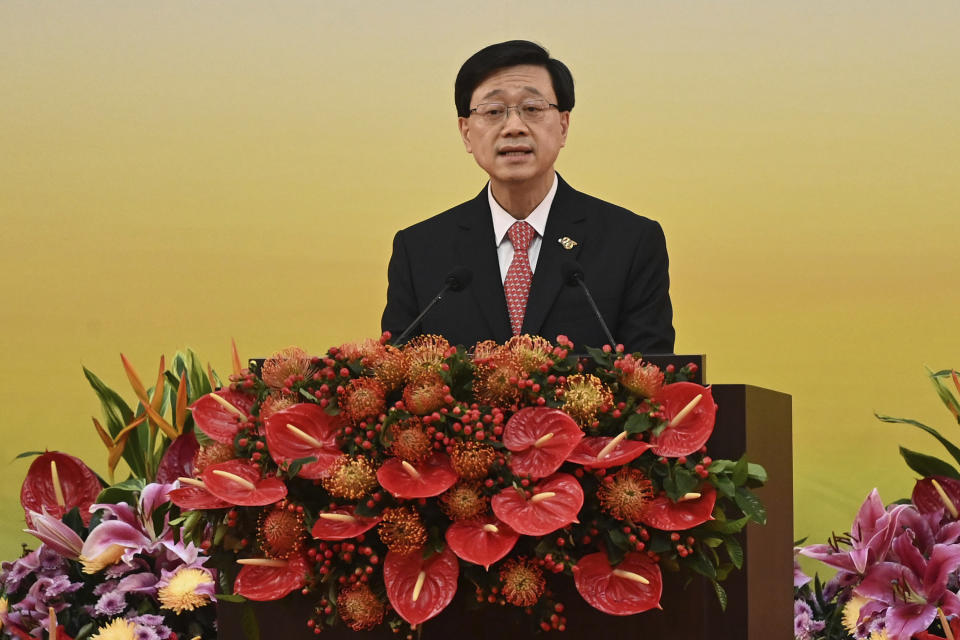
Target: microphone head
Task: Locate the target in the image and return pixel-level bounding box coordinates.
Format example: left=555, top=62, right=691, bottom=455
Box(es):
left=445, top=266, right=473, bottom=292
left=560, top=260, right=584, bottom=286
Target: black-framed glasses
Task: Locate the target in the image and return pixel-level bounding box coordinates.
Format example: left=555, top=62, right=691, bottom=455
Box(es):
left=468, top=99, right=560, bottom=124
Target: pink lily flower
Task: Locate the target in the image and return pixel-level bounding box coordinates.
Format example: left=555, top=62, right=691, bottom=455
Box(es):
left=855, top=531, right=960, bottom=640
left=799, top=489, right=908, bottom=574
left=23, top=509, right=83, bottom=559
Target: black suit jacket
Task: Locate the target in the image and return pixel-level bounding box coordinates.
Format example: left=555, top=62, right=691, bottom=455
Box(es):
left=381, top=176, right=675, bottom=354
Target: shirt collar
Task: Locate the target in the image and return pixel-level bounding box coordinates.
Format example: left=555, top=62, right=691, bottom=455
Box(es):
left=488, top=173, right=558, bottom=246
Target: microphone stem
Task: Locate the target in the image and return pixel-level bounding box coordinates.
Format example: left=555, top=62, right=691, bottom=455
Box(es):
left=575, top=278, right=616, bottom=347
left=392, top=283, right=452, bottom=346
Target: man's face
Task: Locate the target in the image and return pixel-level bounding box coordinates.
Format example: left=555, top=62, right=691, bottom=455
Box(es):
left=458, top=65, right=569, bottom=188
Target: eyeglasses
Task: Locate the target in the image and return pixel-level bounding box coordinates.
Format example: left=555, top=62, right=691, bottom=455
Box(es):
left=468, top=99, right=560, bottom=124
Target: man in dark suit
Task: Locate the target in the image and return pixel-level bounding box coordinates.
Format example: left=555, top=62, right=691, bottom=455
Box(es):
left=382, top=41, right=674, bottom=354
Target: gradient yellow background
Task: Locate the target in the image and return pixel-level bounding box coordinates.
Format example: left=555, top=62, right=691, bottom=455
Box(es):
left=1, top=2, right=958, bottom=565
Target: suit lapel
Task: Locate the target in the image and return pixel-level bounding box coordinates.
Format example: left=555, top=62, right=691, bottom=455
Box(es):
left=456, top=188, right=513, bottom=342
left=522, top=176, right=586, bottom=335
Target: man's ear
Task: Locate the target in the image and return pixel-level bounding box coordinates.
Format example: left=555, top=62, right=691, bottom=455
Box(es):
left=559, top=111, right=570, bottom=148
left=458, top=117, right=473, bottom=154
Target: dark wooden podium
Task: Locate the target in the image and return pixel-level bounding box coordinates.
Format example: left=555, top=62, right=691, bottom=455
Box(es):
left=219, top=360, right=793, bottom=640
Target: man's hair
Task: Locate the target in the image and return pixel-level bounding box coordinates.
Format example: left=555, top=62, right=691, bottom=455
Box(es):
left=454, top=40, right=575, bottom=118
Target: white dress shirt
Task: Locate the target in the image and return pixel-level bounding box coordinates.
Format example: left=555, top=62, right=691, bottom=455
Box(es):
left=488, top=173, right=559, bottom=283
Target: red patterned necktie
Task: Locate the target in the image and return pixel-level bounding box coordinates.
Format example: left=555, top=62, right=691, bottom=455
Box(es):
left=504, top=220, right=536, bottom=335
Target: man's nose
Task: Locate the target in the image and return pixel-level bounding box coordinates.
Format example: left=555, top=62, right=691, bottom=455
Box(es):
left=501, top=107, right=530, bottom=134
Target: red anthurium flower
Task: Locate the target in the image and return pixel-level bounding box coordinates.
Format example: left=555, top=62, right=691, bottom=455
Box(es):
left=234, top=553, right=308, bottom=601
left=155, top=430, right=199, bottom=484
left=377, top=453, right=457, bottom=499
left=168, top=481, right=231, bottom=510
left=648, top=383, right=716, bottom=457
left=383, top=547, right=459, bottom=625
left=573, top=550, right=663, bottom=615
left=503, top=407, right=584, bottom=479
left=913, top=476, right=960, bottom=519
left=640, top=483, right=717, bottom=531
left=310, top=507, right=381, bottom=541
left=915, top=615, right=960, bottom=640
left=189, top=389, right=256, bottom=444
left=201, top=459, right=287, bottom=506
left=445, top=516, right=519, bottom=569
left=491, top=473, right=584, bottom=536
left=265, top=403, right=344, bottom=479
left=20, top=452, right=103, bottom=526
left=566, top=435, right=650, bottom=469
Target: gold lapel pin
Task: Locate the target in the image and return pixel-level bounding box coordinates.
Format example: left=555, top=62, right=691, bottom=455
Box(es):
left=558, top=236, right=578, bottom=250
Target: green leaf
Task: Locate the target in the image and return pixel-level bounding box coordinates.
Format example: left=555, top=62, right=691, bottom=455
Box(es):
left=877, top=412, right=960, bottom=468
left=734, top=487, right=767, bottom=525
left=624, top=412, right=653, bottom=434
left=898, top=446, right=960, bottom=479
left=585, top=346, right=613, bottom=367
left=96, top=477, right=146, bottom=506
left=706, top=515, right=750, bottom=534
left=215, top=593, right=247, bottom=603
left=299, top=388, right=316, bottom=401
left=13, top=450, right=45, bottom=460
left=665, top=466, right=699, bottom=501
left=711, top=579, right=728, bottom=611
left=724, top=536, right=744, bottom=569
left=686, top=549, right=716, bottom=578
left=710, top=473, right=736, bottom=498
left=747, top=463, right=768, bottom=484
left=241, top=603, right=261, bottom=640
left=731, top=457, right=749, bottom=486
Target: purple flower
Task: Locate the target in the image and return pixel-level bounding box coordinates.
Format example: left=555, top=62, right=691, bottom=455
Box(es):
left=93, top=578, right=120, bottom=596
left=855, top=531, right=960, bottom=640
left=800, top=489, right=909, bottom=574
left=134, top=626, right=160, bottom=640
left=94, top=590, right=127, bottom=616
left=793, top=547, right=812, bottom=588
left=794, top=598, right=825, bottom=640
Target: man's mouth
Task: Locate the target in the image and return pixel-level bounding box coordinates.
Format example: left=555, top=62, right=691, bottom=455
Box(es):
left=497, top=146, right=533, bottom=157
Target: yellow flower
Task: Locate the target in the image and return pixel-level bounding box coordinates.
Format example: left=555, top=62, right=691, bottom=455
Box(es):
left=90, top=618, right=137, bottom=640
left=158, top=568, right=215, bottom=614
left=80, top=544, right=125, bottom=574
left=842, top=596, right=889, bottom=640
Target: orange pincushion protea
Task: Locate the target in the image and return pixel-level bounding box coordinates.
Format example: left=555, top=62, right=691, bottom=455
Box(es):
left=597, top=467, right=654, bottom=522
left=403, top=335, right=450, bottom=381
left=471, top=339, right=504, bottom=364
left=402, top=374, right=447, bottom=416
left=377, top=506, right=428, bottom=554
left=321, top=456, right=378, bottom=500
left=616, top=355, right=664, bottom=399
left=261, top=346, right=314, bottom=390
left=505, top=335, right=554, bottom=373
left=560, top=374, right=613, bottom=426
left=449, top=441, right=496, bottom=480
left=193, top=442, right=236, bottom=474
left=337, top=582, right=386, bottom=631
left=257, top=506, right=305, bottom=559
left=370, top=345, right=408, bottom=391
left=389, top=419, right=432, bottom=463
left=499, top=558, right=545, bottom=607
left=339, top=378, right=386, bottom=424
left=336, top=338, right=381, bottom=362
left=473, top=352, right=523, bottom=408
left=258, top=394, right=297, bottom=420
left=439, top=482, right=488, bottom=521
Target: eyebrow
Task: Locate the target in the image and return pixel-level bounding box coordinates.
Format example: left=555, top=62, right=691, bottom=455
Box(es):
left=478, top=86, right=545, bottom=101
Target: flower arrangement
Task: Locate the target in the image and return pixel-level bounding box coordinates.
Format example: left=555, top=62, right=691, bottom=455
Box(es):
left=796, top=368, right=960, bottom=640
left=1, top=349, right=222, bottom=639
left=172, top=334, right=767, bottom=636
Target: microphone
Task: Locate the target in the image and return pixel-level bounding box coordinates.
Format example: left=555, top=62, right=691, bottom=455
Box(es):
left=392, top=266, right=473, bottom=346
left=561, top=260, right=617, bottom=348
